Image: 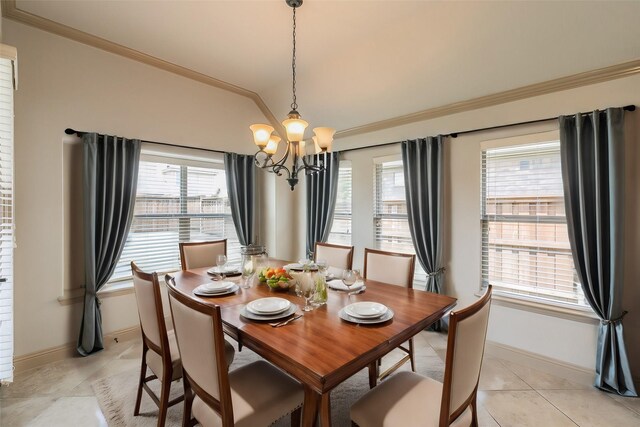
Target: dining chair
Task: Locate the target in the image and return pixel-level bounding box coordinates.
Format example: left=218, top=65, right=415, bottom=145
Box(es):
left=351, top=286, right=492, bottom=427
left=131, top=261, right=184, bottom=427
left=314, top=241, right=354, bottom=271
left=165, top=275, right=304, bottom=427
left=132, top=262, right=235, bottom=427
left=179, top=239, right=227, bottom=270
left=363, top=248, right=417, bottom=385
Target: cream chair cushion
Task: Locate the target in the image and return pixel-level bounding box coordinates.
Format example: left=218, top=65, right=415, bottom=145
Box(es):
left=350, top=371, right=472, bottom=427
left=315, top=244, right=353, bottom=270
left=133, top=273, right=163, bottom=348
left=146, top=330, right=182, bottom=381
left=191, top=360, right=303, bottom=427
left=365, top=252, right=414, bottom=287
left=146, top=330, right=235, bottom=382
left=181, top=241, right=226, bottom=270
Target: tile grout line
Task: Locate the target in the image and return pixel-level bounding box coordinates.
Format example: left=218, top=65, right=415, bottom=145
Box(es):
left=533, top=389, right=581, bottom=427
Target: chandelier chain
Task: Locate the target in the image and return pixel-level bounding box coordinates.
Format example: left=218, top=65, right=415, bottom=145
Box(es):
left=291, top=6, right=298, bottom=111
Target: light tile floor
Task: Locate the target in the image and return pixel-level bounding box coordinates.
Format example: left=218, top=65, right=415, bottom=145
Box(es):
left=1, top=331, right=639, bottom=426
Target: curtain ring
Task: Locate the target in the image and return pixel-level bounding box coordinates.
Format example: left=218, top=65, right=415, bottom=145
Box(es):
left=426, top=267, right=446, bottom=277
left=601, top=311, right=628, bottom=325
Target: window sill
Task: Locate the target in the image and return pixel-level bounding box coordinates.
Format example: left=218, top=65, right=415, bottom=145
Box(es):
left=57, top=282, right=135, bottom=306
left=476, top=291, right=600, bottom=325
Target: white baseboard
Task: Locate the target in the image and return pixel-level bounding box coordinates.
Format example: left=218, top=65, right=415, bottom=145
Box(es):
left=14, top=325, right=141, bottom=374
left=485, top=340, right=596, bottom=387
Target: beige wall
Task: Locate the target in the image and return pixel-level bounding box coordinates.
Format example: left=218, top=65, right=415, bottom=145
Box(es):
left=305, top=74, right=640, bottom=374
left=2, top=19, right=269, bottom=357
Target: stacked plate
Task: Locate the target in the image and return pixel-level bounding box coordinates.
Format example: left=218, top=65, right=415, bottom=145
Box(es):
left=328, top=280, right=365, bottom=292
left=339, top=301, right=394, bottom=324
left=193, top=281, right=239, bottom=297
left=241, top=297, right=298, bottom=321
left=207, top=266, right=242, bottom=277
left=283, top=262, right=318, bottom=272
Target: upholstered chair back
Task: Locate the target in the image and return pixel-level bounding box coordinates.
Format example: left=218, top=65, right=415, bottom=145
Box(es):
left=179, top=239, right=227, bottom=270
left=363, top=248, right=416, bottom=288
left=441, top=286, right=492, bottom=424
left=166, top=279, right=227, bottom=402
left=314, top=242, right=354, bottom=271
left=131, top=262, right=165, bottom=350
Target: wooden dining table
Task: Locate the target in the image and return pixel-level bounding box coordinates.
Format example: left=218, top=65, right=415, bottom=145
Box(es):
left=170, top=260, right=457, bottom=427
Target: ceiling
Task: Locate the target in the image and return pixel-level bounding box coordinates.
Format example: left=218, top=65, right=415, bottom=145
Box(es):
left=9, top=0, right=640, bottom=134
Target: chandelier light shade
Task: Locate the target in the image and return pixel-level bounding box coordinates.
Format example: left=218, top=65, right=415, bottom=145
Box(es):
left=250, top=0, right=335, bottom=191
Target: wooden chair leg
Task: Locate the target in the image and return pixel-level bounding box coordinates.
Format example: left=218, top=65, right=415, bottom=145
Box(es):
left=134, top=346, right=148, bottom=416
left=471, top=394, right=479, bottom=427
left=290, top=406, right=302, bottom=427
left=157, top=366, right=172, bottom=427
left=182, top=375, right=195, bottom=427
left=408, top=337, right=416, bottom=372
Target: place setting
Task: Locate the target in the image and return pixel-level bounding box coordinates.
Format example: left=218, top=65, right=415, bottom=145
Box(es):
left=193, top=280, right=239, bottom=297
left=338, top=301, right=394, bottom=325
left=240, top=297, right=301, bottom=326
left=207, top=254, right=242, bottom=277
left=327, top=269, right=366, bottom=295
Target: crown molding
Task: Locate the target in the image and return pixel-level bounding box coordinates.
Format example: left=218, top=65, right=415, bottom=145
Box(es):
left=0, top=0, right=285, bottom=135
left=335, top=59, right=640, bottom=139
left=3, top=0, right=639, bottom=141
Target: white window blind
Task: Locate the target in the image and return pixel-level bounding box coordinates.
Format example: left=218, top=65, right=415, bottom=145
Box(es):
left=0, top=57, right=15, bottom=383
left=373, top=159, right=426, bottom=288
left=327, top=161, right=352, bottom=245
left=111, top=155, right=240, bottom=282
left=481, top=141, right=587, bottom=307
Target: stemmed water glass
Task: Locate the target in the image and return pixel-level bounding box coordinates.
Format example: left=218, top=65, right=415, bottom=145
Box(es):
left=212, top=254, right=228, bottom=281
left=241, top=259, right=255, bottom=289
left=316, top=259, right=328, bottom=275
left=295, top=276, right=317, bottom=312
left=342, top=269, right=357, bottom=300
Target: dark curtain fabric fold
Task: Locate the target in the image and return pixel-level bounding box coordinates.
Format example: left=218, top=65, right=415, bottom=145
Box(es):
left=78, top=134, right=141, bottom=356
left=306, top=152, right=340, bottom=257
left=401, top=136, right=445, bottom=331
left=559, top=108, right=637, bottom=396
left=224, top=153, right=255, bottom=246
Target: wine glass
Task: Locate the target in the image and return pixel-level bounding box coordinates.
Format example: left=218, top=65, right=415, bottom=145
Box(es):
left=342, top=269, right=357, bottom=300
left=216, top=254, right=228, bottom=271
left=316, top=259, right=328, bottom=275
left=241, top=259, right=255, bottom=289
left=295, top=275, right=317, bottom=312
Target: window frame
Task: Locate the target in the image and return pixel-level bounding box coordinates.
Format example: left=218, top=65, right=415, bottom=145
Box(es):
left=327, top=160, right=353, bottom=246
left=479, top=130, right=590, bottom=311
left=373, top=155, right=427, bottom=288
left=108, top=146, right=239, bottom=284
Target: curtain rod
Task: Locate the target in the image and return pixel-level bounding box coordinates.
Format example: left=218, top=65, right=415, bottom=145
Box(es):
left=67, top=104, right=636, bottom=156
left=336, top=104, right=636, bottom=153
left=64, top=128, right=229, bottom=155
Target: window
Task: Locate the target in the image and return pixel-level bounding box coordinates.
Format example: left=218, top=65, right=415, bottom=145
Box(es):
left=327, top=161, right=352, bottom=245
left=110, top=154, right=240, bottom=281
left=0, top=53, right=15, bottom=383
left=481, top=140, right=587, bottom=307
left=374, top=158, right=426, bottom=287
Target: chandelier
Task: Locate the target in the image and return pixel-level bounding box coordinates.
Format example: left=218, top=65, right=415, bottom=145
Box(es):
left=250, top=0, right=335, bottom=191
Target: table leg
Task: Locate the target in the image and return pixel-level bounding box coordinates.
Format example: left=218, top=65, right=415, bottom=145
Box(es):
left=302, top=385, right=320, bottom=427
left=368, top=360, right=378, bottom=389
left=319, top=391, right=331, bottom=426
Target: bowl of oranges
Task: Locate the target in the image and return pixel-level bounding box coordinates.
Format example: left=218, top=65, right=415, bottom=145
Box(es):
left=258, top=267, right=295, bottom=292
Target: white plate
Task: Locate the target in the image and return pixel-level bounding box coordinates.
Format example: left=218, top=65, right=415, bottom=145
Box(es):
left=283, top=263, right=319, bottom=271
left=207, top=266, right=241, bottom=275
left=194, top=284, right=239, bottom=297
left=200, top=281, right=235, bottom=292
left=328, top=280, right=365, bottom=291
left=247, top=297, right=291, bottom=314
left=240, top=304, right=299, bottom=321
left=339, top=307, right=394, bottom=324
left=344, top=302, right=388, bottom=319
